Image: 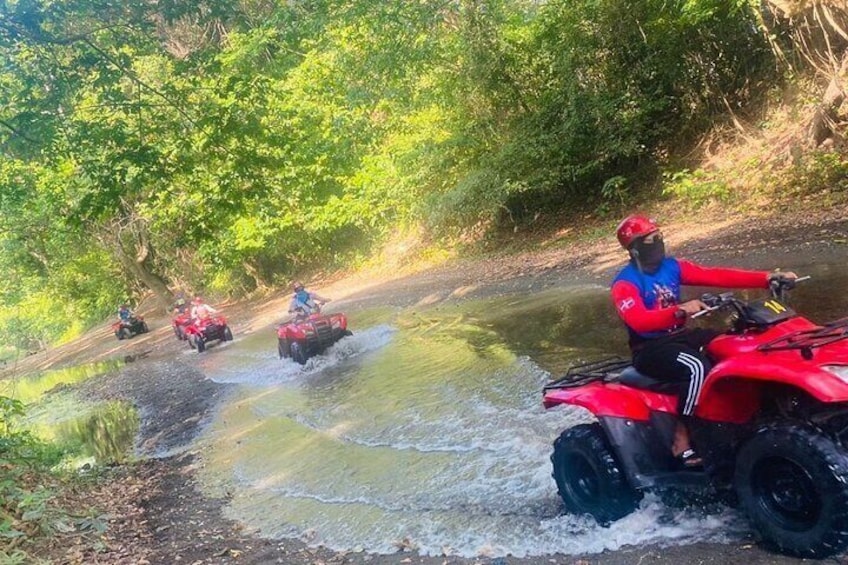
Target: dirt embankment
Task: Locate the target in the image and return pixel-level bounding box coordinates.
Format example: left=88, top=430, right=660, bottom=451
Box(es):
left=13, top=203, right=848, bottom=564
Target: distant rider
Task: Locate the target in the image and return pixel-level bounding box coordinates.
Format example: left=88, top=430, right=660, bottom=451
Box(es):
left=190, top=296, right=218, bottom=321
left=117, top=304, right=134, bottom=323
left=287, top=282, right=329, bottom=318
left=611, top=214, right=796, bottom=467
left=172, top=292, right=189, bottom=315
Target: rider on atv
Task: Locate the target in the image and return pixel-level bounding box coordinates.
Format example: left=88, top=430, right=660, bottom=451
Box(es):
left=172, top=292, right=189, bottom=314
left=117, top=303, right=135, bottom=322
left=190, top=296, right=218, bottom=321
left=287, top=282, right=329, bottom=319
left=611, top=214, right=797, bottom=466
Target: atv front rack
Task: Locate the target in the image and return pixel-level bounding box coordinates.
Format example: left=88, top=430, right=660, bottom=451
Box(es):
left=543, top=356, right=631, bottom=391
left=759, top=317, right=848, bottom=359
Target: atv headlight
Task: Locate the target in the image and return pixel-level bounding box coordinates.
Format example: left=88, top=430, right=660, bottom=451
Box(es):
left=331, top=318, right=341, bottom=329
left=823, top=365, right=848, bottom=384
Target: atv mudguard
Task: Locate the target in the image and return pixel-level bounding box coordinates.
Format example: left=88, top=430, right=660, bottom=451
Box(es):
left=543, top=381, right=677, bottom=421
left=696, top=357, right=848, bottom=424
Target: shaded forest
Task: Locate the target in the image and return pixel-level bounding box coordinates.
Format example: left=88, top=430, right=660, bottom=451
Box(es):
left=1, top=0, right=847, bottom=350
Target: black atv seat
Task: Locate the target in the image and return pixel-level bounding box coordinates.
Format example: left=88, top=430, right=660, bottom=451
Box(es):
left=617, top=366, right=679, bottom=394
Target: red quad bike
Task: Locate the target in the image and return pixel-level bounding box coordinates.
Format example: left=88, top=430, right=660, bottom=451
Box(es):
left=543, top=276, right=848, bottom=558
left=184, top=315, right=233, bottom=353
left=172, top=311, right=192, bottom=341
left=112, top=316, right=149, bottom=340
left=277, top=310, right=352, bottom=365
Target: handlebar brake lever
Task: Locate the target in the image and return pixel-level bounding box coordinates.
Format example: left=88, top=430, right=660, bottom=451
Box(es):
left=691, top=305, right=721, bottom=319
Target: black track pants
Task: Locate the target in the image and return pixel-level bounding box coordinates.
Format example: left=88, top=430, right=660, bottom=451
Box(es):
left=632, top=328, right=719, bottom=416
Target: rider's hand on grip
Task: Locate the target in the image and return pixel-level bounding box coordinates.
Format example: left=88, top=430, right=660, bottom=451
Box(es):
left=678, top=299, right=708, bottom=316
left=769, top=271, right=798, bottom=288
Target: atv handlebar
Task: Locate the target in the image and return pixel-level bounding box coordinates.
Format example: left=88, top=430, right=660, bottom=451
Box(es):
left=690, top=275, right=810, bottom=319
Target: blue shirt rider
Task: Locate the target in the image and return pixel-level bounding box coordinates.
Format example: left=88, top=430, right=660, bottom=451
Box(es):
left=117, top=304, right=134, bottom=322
left=287, top=282, right=329, bottom=317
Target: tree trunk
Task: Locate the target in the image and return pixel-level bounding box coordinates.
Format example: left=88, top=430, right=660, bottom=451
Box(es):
left=809, top=51, right=848, bottom=146
left=243, top=261, right=271, bottom=292
left=100, top=216, right=174, bottom=312
left=114, top=247, right=174, bottom=311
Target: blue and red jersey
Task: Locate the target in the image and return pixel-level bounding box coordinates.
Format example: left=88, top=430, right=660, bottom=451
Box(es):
left=611, top=258, right=770, bottom=346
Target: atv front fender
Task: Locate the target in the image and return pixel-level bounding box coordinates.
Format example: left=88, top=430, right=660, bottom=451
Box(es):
left=543, top=382, right=677, bottom=421
left=697, top=358, right=848, bottom=423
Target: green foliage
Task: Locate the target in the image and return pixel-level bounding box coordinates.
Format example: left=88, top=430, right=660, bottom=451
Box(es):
left=662, top=169, right=732, bottom=206
left=0, top=396, right=64, bottom=553
left=785, top=151, right=848, bottom=194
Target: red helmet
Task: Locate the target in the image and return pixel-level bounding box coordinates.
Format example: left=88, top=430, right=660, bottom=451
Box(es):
left=192, top=296, right=203, bottom=304
left=616, top=214, right=659, bottom=249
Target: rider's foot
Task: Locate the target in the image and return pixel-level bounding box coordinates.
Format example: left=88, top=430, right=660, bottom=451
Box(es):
left=675, top=447, right=703, bottom=468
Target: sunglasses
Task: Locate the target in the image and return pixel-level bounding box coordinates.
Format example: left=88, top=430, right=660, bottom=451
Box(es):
left=640, top=231, right=663, bottom=245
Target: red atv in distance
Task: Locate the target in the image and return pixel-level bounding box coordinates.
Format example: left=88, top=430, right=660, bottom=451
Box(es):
left=277, top=308, right=352, bottom=365
left=184, top=315, right=233, bottom=353
left=543, top=276, right=848, bottom=558
left=112, top=316, right=149, bottom=340
left=172, top=310, right=193, bottom=341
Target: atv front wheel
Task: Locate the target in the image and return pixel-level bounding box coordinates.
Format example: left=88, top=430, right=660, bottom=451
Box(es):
left=278, top=339, right=290, bottom=359
left=551, top=423, right=641, bottom=525
left=734, top=423, right=848, bottom=558
left=290, top=341, right=307, bottom=365
left=223, top=327, right=233, bottom=341
left=195, top=336, right=206, bottom=353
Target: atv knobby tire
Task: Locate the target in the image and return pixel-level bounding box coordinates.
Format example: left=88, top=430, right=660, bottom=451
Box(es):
left=551, top=423, right=641, bottom=525
left=734, top=423, right=848, bottom=558
left=290, top=341, right=307, bottom=365
left=278, top=339, right=290, bottom=359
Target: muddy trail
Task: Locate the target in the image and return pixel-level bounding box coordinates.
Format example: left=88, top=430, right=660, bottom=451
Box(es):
left=9, top=206, right=848, bottom=565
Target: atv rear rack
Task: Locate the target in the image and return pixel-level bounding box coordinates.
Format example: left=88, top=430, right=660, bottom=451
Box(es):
left=544, top=356, right=631, bottom=391
left=759, top=317, right=848, bottom=359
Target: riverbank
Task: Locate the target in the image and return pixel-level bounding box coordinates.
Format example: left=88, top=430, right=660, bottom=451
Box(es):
left=11, top=201, right=848, bottom=564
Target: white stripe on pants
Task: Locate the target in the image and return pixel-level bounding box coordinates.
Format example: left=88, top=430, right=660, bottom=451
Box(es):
left=677, top=352, right=705, bottom=415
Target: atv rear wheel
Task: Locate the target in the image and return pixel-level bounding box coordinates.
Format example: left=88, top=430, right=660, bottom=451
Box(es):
left=290, top=341, right=307, bottom=365
left=734, top=423, right=848, bottom=558
left=551, top=423, right=641, bottom=524
left=278, top=339, right=290, bottom=359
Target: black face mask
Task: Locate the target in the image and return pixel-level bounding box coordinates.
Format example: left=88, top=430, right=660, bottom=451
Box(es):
left=631, top=238, right=666, bottom=274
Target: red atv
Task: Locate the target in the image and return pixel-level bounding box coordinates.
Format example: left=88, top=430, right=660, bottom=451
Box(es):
left=112, top=316, right=149, bottom=340
left=277, top=310, right=351, bottom=365
left=543, top=276, right=848, bottom=558
left=184, top=315, right=233, bottom=353
left=172, top=311, right=192, bottom=341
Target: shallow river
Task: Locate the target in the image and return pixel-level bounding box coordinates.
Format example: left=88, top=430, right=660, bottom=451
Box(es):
left=184, top=260, right=848, bottom=558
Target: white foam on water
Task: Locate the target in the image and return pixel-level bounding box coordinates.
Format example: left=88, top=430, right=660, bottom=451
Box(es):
left=199, top=325, right=395, bottom=386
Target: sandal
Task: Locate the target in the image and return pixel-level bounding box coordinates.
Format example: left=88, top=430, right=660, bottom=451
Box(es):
left=676, top=448, right=703, bottom=468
